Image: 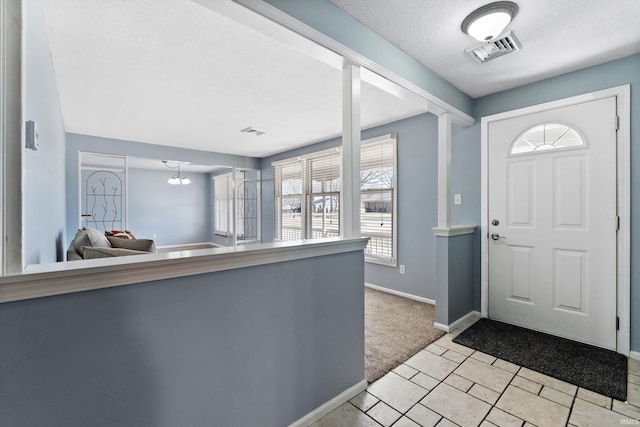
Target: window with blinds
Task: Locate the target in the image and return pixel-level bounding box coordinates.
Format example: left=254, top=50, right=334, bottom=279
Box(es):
left=274, top=160, right=304, bottom=241
left=360, top=135, right=396, bottom=264
left=272, top=134, right=396, bottom=265
left=308, top=151, right=341, bottom=239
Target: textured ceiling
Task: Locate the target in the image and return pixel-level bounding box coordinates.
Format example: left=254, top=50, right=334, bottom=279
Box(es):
left=42, top=0, right=426, bottom=158
left=328, top=0, right=640, bottom=98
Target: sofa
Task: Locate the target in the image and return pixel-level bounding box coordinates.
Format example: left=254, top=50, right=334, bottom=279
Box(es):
left=66, top=227, right=157, bottom=260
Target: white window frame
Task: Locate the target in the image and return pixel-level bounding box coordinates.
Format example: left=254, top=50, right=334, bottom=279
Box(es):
left=360, top=134, right=398, bottom=266
left=273, top=147, right=340, bottom=241
left=272, top=134, right=398, bottom=266
left=273, top=157, right=305, bottom=241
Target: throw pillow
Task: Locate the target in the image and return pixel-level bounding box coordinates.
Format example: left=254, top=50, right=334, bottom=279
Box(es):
left=71, top=227, right=112, bottom=257
left=106, top=231, right=131, bottom=239
left=107, top=236, right=156, bottom=253
left=105, top=230, right=136, bottom=239
left=83, top=227, right=111, bottom=248
left=71, top=228, right=92, bottom=257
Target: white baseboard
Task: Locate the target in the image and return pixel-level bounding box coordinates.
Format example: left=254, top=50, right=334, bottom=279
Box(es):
left=433, top=322, right=450, bottom=332
left=288, top=379, right=367, bottom=427
left=365, top=283, right=435, bottom=305
left=630, top=351, right=640, bottom=361
left=433, top=311, right=481, bottom=333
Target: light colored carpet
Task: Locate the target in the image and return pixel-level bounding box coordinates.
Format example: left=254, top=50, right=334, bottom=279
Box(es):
left=365, top=287, right=445, bottom=383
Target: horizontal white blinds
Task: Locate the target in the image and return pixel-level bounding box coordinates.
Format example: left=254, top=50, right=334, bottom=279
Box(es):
left=274, top=160, right=303, bottom=241
left=307, top=151, right=341, bottom=239
left=308, top=152, right=340, bottom=193
left=361, top=138, right=394, bottom=190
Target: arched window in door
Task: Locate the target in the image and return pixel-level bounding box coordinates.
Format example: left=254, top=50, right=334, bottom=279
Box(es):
left=511, top=123, right=585, bottom=155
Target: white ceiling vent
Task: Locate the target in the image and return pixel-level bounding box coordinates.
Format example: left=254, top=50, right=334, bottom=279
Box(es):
left=241, top=127, right=267, bottom=136
left=466, top=31, right=522, bottom=63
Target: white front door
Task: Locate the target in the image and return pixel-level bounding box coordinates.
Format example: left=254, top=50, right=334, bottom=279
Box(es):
left=487, top=97, right=618, bottom=349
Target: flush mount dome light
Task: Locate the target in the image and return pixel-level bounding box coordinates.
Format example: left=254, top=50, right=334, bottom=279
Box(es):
left=461, top=1, right=519, bottom=42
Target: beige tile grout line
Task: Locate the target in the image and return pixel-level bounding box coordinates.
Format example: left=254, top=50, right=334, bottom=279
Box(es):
left=347, top=337, right=638, bottom=427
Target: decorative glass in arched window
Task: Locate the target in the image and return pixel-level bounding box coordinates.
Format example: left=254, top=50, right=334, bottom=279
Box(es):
left=511, top=123, right=585, bottom=154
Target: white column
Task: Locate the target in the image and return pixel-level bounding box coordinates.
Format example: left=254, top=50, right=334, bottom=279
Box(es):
left=1, top=0, right=23, bottom=273
left=341, top=62, right=361, bottom=238
left=437, top=113, right=452, bottom=229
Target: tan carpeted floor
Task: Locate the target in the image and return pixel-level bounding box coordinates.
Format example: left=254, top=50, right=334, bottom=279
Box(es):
left=365, top=287, right=445, bottom=383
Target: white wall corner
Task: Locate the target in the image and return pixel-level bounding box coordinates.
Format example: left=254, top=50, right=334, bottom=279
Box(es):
left=288, top=379, right=367, bottom=427
left=433, top=322, right=450, bottom=333
left=434, top=311, right=481, bottom=334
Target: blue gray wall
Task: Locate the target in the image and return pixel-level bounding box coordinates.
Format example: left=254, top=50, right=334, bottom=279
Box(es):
left=454, top=53, right=640, bottom=349
left=261, top=113, right=439, bottom=300
left=23, top=0, right=67, bottom=265
left=127, top=168, right=211, bottom=246
left=65, top=133, right=259, bottom=248
left=434, top=234, right=475, bottom=326
left=0, top=250, right=365, bottom=427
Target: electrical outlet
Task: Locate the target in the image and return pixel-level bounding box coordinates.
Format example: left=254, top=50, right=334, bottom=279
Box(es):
left=152, top=233, right=157, bottom=240
left=454, top=194, right=462, bottom=205
left=399, top=265, right=406, bottom=275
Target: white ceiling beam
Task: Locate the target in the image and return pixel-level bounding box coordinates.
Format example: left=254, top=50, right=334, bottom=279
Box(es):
left=232, top=0, right=475, bottom=126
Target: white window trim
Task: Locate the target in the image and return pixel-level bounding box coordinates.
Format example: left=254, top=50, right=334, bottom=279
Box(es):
left=214, top=173, right=234, bottom=237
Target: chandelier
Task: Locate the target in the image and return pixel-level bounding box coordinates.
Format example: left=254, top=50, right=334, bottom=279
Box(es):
left=163, top=161, right=191, bottom=185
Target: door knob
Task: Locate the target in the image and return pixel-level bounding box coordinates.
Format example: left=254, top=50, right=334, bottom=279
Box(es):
left=491, top=233, right=506, bottom=241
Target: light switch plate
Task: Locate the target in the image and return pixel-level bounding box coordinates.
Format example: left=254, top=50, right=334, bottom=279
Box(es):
left=25, top=120, right=39, bottom=151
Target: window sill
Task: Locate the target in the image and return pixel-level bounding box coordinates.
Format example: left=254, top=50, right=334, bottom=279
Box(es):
left=365, top=257, right=397, bottom=268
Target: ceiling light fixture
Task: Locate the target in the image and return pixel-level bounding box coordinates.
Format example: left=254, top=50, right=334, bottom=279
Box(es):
left=461, top=1, right=519, bottom=42
left=163, top=161, right=191, bottom=185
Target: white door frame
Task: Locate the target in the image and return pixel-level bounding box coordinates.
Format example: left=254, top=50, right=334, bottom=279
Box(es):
left=480, top=85, right=631, bottom=355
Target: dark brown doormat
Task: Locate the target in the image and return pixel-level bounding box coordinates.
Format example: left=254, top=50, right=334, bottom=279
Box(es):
left=453, top=318, right=627, bottom=401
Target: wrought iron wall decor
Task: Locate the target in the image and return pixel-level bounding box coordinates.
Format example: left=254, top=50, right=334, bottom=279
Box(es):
left=237, top=179, right=258, bottom=241
left=84, top=170, right=124, bottom=232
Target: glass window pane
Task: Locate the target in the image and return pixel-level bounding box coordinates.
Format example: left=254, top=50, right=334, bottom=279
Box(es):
left=511, top=123, right=584, bottom=154
left=310, top=195, right=340, bottom=238
left=280, top=196, right=302, bottom=241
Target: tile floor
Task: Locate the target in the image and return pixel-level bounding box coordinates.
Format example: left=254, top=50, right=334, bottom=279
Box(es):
left=312, top=318, right=640, bottom=427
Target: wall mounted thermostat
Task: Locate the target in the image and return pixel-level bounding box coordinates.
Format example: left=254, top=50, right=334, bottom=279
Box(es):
left=25, top=120, right=39, bottom=151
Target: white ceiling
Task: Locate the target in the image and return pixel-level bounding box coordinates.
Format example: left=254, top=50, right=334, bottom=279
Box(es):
left=41, top=0, right=426, bottom=158
left=327, top=0, right=640, bottom=98
left=41, top=1, right=640, bottom=159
